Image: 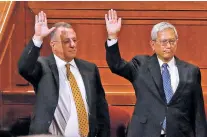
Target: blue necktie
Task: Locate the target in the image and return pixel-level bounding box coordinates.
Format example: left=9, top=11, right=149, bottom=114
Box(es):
left=162, top=63, right=174, bottom=130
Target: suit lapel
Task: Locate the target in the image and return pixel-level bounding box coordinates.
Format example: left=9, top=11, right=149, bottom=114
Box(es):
left=48, top=54, right=59, bottom=91
left=148, top=54, right=166, bottom=104
left=169, top=57, right=188, bottom=104
left=74, top=58, right=92, bottom=112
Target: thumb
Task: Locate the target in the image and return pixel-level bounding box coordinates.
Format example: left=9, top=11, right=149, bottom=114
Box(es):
left=48, top=27, right=56, bottom=34
left=118, top=18, right=122, bottom=28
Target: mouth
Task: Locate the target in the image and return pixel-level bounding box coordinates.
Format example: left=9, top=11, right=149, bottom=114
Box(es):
left=68, top=50, right=76, bottom=53
left=163, top=50, right=171, bottom=53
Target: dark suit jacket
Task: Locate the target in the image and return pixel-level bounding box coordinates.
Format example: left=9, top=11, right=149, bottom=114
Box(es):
left=18, top=40, right=110, bottom=137
left=105, top=42, right=207, bottom=137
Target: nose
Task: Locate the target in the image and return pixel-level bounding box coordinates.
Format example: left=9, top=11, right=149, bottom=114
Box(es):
left=70, top=39, right=76, bottom=48
left=165, top=41, right=171, bottom=48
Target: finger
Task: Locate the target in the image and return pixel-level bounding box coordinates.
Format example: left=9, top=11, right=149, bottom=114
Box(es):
left=42, top=12, right=45, bottom=22
left=35, top=15, right=38, bottom=24
left=118, top=17, right=122, bottom=29
left=41, top=11, right=45, bottom=22
left=44, top=12, right=47, bottom=24
left=108, top=10, right=111, bottom=20
left=114, top=10, right=117, bottom=22
left=105, top=14, right=109, bottom=23
left=111, top=9, right=114, bottom=20
left=38, top=12, right=41, bottom=22
left=40, top=11, right=44, bottom=22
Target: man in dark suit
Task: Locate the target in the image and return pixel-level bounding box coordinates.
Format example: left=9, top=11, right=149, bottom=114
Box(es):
left=18, top=11, right=110, bottom=137
left=104, top=9, right=207, bottom=137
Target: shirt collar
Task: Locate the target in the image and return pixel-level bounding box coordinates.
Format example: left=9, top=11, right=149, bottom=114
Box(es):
left=157, top=56, right=176, bottom=69
left=53, top=54, right=77, bottom=69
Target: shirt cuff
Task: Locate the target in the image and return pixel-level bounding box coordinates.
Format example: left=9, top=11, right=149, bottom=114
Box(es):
left=32, top=38, right=43, bottom=48
left=107, top=39, right=118, bottom=47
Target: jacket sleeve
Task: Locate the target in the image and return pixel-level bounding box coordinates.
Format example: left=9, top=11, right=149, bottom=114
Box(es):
left=193, top=68, right=207, bottom=137
left=105, top=41, right=142, bottom=83
left=18, top=39, right=42, bottom=87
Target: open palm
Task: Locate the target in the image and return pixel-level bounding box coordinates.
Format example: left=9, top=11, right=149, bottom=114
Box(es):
left=34, top=11, right=55, bottom=39
left=105, top=9, right=122, bottom=38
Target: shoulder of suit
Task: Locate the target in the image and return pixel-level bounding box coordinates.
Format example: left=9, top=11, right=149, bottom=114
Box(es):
left=133, top=55, right=150, bottom=60
left=75, top=58, right=96, bottom=67
left=132, top=55, right=151, bottom=64
left=37, top=56, right=52, bottom=68
left=177, top=58, right=199, bottom=70
left=37, top=56, right=47, bottom=62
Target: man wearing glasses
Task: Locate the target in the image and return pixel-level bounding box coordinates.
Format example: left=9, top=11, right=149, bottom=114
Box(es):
left=18, top=11, right=110, bottom=137
left=105, top=9, right=207, bottom=137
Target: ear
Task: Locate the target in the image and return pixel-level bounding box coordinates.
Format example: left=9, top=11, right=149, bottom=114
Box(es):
left=150, top=40, right=155, bottom=51
left=50, top=41, right=55, bottom=48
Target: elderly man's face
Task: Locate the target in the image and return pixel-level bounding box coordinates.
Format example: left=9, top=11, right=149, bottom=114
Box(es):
left=150, top=28, right=178, bottom=62
left=51, top=27, right=78, bottom=62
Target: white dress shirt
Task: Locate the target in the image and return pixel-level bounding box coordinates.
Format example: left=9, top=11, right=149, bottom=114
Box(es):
left=32, top=38, right=88, bottom=137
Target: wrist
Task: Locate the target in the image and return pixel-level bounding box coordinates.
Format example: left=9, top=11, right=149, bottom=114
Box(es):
left=33, top=35, right=44, bottom=41
left=108, top=34, right=118, bottom=40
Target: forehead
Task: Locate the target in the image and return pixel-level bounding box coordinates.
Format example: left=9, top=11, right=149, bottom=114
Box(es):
left=157, top=28, right=176, bottom=39
left=56, top=27, right=76, bottom=37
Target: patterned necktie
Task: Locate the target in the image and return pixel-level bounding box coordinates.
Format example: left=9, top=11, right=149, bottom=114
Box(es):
left=161, top=63, right=174, bottom=131
left=65, top=64, right=89, bottom=137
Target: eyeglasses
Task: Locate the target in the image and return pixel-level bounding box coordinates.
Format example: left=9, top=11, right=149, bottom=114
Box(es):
left=53, top=38, right=79, bottom=45
left=155, top=39, right=178, bottom=46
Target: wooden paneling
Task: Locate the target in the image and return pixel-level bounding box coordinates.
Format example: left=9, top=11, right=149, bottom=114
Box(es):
left=0, top=1, right=14, bottom=42
left=0, top=1, right=7, bottom=28
left=28, top=1, right=207, bottom=11
left=201, top=69, right=207, bottom=86
left=2, top=104, right=33, bottom=128
left=0, top=2, right=29, bottom=91
left=31, top=9, right=207, bottom=20
left=45, top=19, right=207, bottom=25
left=116, top=106, right=134, bottom=117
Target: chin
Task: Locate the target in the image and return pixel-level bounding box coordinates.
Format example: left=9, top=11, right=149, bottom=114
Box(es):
left=69, top=55, right=76, bottom=60
left=164, top=56, right=173, bottom=61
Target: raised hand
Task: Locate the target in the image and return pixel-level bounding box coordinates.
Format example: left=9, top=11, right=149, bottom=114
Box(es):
left=105, top=9, right=122, bottom=39
left=34, top=11, right=56, bottom=41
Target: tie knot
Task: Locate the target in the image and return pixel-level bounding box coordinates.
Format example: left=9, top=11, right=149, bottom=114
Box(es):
left=162, top=63, right=168, bottom=69
left=65, top=63, right=70, bottom=70
left=65, top=64, right=71, bottom=78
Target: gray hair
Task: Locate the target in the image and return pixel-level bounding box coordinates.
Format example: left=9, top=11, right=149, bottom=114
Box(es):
left=50, top=22, right=73, bottom=40
left=151, top=22, right=178, bottom=40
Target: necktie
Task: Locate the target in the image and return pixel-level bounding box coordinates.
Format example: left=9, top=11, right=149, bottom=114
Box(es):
left=161, top=63, right=174, bottom=131
left=66, top=64, right=89, bottom=137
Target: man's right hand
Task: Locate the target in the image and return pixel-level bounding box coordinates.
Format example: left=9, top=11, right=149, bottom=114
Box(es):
left=33, top=11, right=56, bottom=41
left=105, top=9, right=122, bottom=39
